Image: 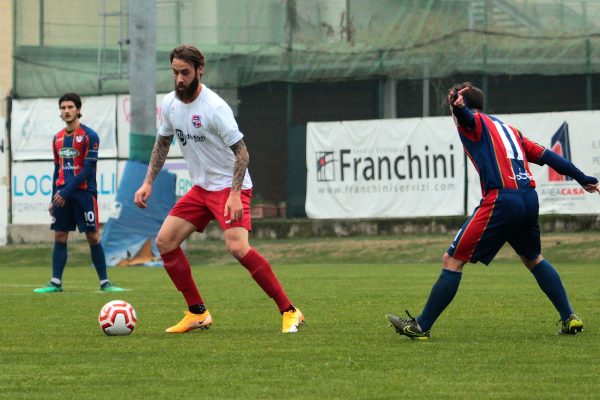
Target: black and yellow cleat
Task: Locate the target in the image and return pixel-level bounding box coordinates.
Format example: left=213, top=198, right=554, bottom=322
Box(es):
left=558, top=314, right=583, bottom=335
left=386, top=310, right=430, bottom=341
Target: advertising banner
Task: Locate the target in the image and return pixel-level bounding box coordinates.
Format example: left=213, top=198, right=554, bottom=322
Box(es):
left=116, top=94, right=183, bottom=158
left=11, top=160, right=118, bottom=224
left=306, top=118, right=466, bottom=219
left=466, top=111, right=600, bottom=215
left=11, top=96, right=117, bottom=160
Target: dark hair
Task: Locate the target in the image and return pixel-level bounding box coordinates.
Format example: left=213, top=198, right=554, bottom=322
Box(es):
left=169, top=45, right=206, bottom=70
left=449, top=82, right=484, bottom=111
left=59, top=92, right=82, bottom=118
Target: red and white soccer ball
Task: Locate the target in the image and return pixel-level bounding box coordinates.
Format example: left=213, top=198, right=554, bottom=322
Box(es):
left=98, top=300, right=137, bottom=336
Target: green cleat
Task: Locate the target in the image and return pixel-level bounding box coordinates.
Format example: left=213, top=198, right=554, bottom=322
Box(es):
left=33, top=281, right=63, bottom=293
left=100, top=282, right=125, bottom=292
left=386, top=310, right=430, bottom=341
left=558, top=314, right=583, bottom=335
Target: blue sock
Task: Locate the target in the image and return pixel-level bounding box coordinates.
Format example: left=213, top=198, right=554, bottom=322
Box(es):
left=417, top=269, right=462, bottom=331
left=530, top=259, right=573, bottom=320
left=90, top=243, right=108, bottom=281
left=52, top=242, right=68, bottom=281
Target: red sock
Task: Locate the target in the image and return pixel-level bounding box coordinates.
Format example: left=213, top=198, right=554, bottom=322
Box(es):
left=161, top=247, right=203, bottom=306
left=240, top=248, right=292, bottom=312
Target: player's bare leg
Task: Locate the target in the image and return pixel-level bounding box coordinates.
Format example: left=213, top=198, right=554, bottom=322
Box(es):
left=155, top=215, right=197, bottom=254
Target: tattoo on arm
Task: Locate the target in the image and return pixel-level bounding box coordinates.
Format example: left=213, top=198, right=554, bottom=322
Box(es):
left=230, top=139, right=249, bottom=192
left=146, top=135, right=172, bottom=183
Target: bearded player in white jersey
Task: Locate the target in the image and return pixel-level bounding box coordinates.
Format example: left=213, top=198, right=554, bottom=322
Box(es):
left=134, top=45, right=304, bottom=334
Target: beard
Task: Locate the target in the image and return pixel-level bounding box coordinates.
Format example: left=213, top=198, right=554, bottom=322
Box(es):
left=175, top=75, right=200, bottom=102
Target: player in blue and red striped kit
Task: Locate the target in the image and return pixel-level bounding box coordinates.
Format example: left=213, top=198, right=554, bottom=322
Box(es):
left=34, top=93, right=124, bottom=293
left=387, top=82, right=599, bottom=340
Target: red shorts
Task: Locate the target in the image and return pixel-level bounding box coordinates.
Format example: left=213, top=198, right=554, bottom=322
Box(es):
left=169, top=186, right=253, bottom=232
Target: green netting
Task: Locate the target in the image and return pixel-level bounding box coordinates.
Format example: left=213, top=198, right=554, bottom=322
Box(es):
left=13, top=0, right=600, bottom=98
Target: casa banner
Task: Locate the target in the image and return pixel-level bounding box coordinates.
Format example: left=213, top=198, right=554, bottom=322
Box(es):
left=11, top=96, right=117, bottom=161
left=466, top=110, right=600, bottom=215
left=306, top=118, right=466, bottom=219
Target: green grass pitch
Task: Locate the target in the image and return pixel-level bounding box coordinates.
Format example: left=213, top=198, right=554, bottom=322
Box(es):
left=1, top=233, right=599, bottom=399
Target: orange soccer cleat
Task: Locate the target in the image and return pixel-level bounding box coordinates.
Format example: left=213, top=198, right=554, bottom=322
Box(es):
left=282, top=308, right=305, bottom=333
left=165, top=310, right=213, bottom=333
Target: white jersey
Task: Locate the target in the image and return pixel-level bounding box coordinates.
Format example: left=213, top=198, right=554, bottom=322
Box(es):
left=158, top=84, right=253, bottom=191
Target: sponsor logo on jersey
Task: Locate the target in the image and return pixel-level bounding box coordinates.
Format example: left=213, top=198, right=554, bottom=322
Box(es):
left=58, top=147, right=80, bottom=158
left=176, top=129, right=187, bottom=145
left=192, top=114, right=202, bottom=128
left=508, top=171, right=533, bottom=181
left=176, top=128, right=206, bottom=146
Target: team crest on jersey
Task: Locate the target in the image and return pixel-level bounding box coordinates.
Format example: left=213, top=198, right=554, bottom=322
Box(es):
left=192, top=114, right=202, bottom=128
left=75, top=135, right=84, bottom=143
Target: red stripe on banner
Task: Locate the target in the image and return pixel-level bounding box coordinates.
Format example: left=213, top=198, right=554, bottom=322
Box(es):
left=454, top=190, right=498, bottom=260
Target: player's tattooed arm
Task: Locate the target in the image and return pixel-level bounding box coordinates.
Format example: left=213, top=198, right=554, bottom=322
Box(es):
left=145, top=135, right=172, bottom=184
left=230, top=139, right=249, bottom=192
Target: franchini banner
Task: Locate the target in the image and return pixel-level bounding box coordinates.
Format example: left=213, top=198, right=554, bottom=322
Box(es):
left=306, top=118, right=465, bottom=219
left=307, top=111, right=600, bottom=219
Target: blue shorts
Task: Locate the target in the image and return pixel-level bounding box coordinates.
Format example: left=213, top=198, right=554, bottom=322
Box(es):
left=448, top=188, right=541, bottom=265
left=51, top=190, right=100, bottom=233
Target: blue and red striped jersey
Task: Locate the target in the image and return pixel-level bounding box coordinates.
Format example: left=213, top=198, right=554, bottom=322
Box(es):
left=457, top=112, right=545, bottom=195
left=52, top=124, right=99, bottom=194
